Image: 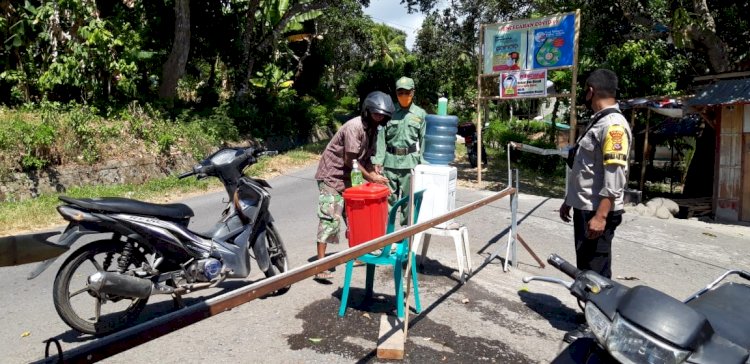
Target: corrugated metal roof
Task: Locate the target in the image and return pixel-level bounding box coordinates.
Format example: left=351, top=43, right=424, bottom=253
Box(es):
left=687, top=78, right=750, bottom=106
left=650, top=114, right=702, bottom=136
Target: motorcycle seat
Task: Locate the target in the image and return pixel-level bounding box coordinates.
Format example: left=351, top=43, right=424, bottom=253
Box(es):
left=687, top=282, right=750, bottom=349
left=59, top=196, right=194, bottom=220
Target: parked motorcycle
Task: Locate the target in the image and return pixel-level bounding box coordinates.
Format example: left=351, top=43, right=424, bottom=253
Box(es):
left=457, top=121, right=489, bottom=168
left=524, top=254, right=750, bottom=364
left=30, top=147, right=290, bottom=335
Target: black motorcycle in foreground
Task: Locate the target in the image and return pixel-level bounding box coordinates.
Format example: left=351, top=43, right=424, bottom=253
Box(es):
left=29, top=147, right=290, bottom=335
left=457, top=121, right=489, bottom=168
left=524, top=254, right=750, bottom=364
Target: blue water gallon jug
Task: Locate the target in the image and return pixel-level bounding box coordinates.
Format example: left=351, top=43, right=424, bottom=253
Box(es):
left=423, top=114, right=458, bottom=165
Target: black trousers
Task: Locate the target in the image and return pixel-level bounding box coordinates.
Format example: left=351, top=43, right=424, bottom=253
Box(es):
left=572, top=209, right=623, bottom=279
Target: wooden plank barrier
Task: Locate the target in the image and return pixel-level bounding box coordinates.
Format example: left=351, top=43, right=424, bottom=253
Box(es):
left=33, top=187, right=516, bottom=363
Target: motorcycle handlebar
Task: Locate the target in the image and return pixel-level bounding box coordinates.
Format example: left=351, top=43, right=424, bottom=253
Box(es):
left=547, top=254, right=581, bottom=279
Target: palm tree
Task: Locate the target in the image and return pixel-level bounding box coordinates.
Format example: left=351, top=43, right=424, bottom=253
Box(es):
left=369, top=24, right=407, bottom=67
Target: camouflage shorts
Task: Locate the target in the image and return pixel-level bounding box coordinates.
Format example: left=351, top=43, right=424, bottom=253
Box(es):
left=317, top=181, right=345, bottom=245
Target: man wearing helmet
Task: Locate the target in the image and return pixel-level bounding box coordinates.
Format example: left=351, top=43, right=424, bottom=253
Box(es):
left=372, top=76, right=427, bottom=225
left=313, top=91, right=392, bottom=281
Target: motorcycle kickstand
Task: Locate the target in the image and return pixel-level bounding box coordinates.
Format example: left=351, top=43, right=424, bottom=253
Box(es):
left=172, top=294, right=186, bottom=309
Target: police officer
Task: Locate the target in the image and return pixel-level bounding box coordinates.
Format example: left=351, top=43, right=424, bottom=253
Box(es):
left=372, top=76, right=427, bottom=225
left=559, top=69, right=632, bottom=342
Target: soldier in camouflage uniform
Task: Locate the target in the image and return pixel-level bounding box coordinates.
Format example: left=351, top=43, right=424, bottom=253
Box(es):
left=313, top=91, right=392, bottom=281
left=372, top=77, right=427, bottom=225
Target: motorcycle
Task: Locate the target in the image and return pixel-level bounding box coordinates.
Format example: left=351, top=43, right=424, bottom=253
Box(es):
left=30, top=147, right=290, bottom=335
left=457, top=121, right=489, bottom=168
left=524, top=254, right=750, bottom=364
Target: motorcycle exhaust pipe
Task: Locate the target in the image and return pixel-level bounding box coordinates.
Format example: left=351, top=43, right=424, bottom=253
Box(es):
left=88, top=272, right=172, bottom=299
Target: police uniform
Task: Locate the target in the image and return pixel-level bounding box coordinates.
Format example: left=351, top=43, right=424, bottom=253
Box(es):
left=565, top=105, right=632, bottom=278
left=372, top=77, right=427, bottom=223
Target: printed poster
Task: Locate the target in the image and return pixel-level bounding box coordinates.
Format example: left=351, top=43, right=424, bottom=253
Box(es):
left=492, top=32, right=523, bottom=72
left=483, top=12, right=577, bottom=75
left=500, top=70, right=548, bottom=99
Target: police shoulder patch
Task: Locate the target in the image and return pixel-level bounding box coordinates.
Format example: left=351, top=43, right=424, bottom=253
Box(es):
left=603, top=124, right=629, bottom=166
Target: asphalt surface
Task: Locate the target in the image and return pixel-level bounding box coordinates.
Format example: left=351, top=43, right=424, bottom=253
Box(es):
left=1, top=165, right=748, bottom=363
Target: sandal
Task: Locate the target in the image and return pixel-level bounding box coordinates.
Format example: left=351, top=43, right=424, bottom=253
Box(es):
left=314, top=271, right=334, bottom=281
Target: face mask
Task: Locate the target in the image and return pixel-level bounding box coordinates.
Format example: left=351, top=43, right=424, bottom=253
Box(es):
left=397, top=94, right=413, bottom=108
left=368, top=112, right=389, bottom=128
left=584, top=86, right=594, bottom=111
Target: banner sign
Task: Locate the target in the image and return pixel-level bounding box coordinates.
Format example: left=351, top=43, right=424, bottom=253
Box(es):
left=483, top=12, right=577, bottom=75
left=500, top=70, right=548, bottom=99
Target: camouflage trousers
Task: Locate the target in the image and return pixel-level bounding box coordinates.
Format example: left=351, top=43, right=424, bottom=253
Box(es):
left=384, top=168, right=413, bottom=226
left=317, top=181, right=346, bottom=245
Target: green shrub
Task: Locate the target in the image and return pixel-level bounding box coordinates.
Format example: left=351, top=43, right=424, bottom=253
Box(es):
left=485, top=122, right=529, bottom=147
left=518, top=139, right=563, bottom=173
left=156, top=133, right=176, bottom=154
left=337, top=95, right=359, bottom=114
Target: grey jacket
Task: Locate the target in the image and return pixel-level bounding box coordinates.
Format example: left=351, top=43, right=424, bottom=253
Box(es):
left=565, top=105, right=632, bottom=212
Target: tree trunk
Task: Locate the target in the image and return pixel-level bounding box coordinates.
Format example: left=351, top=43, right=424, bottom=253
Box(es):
left=234, top=1, right=261, bottom=101
left=618, top=0, right=731, bottom=73
left=158, top=0, right=191, bottom=101
left=685, top=0, right=730, bottom=73
left=234, top=1, right=328, bottom=101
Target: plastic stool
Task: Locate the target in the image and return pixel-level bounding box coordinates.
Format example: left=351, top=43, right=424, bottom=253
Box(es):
left=413, top=225, right=472, bottom=282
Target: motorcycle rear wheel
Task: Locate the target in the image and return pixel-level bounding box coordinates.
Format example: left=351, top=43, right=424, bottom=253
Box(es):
left=262, top=224, right=291, bottom=295
left=53, top=239, right=152, bottom=335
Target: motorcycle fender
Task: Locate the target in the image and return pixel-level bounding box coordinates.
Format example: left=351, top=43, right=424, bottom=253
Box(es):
left=252, top=227, right=271, bottom=272
left=26, top=224, right=89, bottom=280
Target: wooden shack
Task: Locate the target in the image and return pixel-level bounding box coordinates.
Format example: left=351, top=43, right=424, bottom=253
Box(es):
left=687, top=75, right=750, bottom=222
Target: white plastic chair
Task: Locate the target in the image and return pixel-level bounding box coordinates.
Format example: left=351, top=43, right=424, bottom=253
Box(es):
left=413, top=225, right=472, bottom=282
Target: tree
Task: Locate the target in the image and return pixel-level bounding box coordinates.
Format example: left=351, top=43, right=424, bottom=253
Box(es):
left=158, top=0, right=190, bottom=101
left=368, top=23, right=407, bottom=67
left=413, top=9, right=477, bottom=116
left=234, top=0, right=329, bottom=100
left=617, top=0, right=732, bottom=73
left=314, top=0, right=376, bottom=98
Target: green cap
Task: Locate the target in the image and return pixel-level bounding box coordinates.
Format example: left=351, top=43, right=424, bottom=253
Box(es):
left=395, top=77, right=415, bottom=90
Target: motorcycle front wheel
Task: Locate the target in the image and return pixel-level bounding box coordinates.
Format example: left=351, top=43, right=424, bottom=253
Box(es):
left=53, top=239, right=152, bottom=335
left=262, top=224, right=291, bottom=295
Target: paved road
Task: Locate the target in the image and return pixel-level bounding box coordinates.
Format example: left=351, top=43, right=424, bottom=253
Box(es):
left=1, top=165, right=749, bottom=363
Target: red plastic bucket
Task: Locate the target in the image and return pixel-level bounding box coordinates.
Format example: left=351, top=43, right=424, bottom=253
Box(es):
left=342, top=182, right=390, bottom=247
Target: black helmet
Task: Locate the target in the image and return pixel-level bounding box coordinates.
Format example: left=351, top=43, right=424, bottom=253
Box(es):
left=361, top=91, right=395, bottom=121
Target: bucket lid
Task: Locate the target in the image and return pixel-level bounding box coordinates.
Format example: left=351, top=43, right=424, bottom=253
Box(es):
left=343, top=182, right=390, bottom=199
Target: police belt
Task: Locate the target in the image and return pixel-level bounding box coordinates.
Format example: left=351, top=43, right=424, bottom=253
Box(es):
left=387, top=144, right=418, bottom=155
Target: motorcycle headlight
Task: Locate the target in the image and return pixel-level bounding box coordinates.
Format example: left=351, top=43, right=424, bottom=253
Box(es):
left=607, top=314, right=691, bottom=364
left=585, top=303, right=611, bottom=345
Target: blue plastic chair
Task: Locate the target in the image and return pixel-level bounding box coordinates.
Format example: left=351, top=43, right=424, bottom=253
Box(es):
left=338, top=190, right=425, bottom=318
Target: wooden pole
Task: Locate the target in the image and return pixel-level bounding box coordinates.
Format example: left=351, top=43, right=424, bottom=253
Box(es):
left=477, top=25, right=485, bottom=184
left=568, top=9, right=581, bottom=144
left=640, top=108, right=651, bottom=191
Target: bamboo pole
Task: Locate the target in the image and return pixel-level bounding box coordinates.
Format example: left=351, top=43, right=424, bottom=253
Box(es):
left=640, top=108, right=651, bottom=191
left=33, top=187, right=517, bottom=364
left=568, top=9, right=581, bottom=144
left=477, top=25, right=485, bottom=184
